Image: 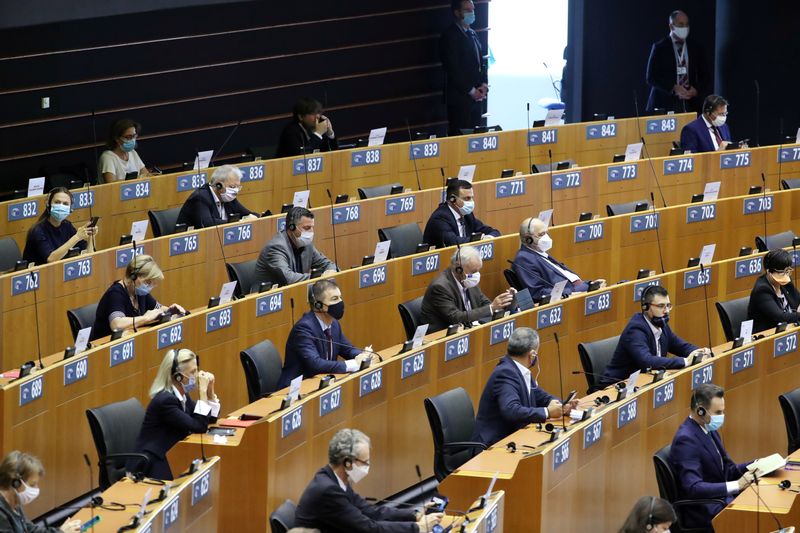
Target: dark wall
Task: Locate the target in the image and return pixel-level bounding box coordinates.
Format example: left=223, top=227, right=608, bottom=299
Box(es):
left=0, top=1, right=487, bottom=189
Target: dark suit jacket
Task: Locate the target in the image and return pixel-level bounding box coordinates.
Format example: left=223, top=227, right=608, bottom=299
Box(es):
left=254, top=231, right=335, bottom=288
left=645, top=36, right=708, bottom=112
left=669, top=417, right=750, bottom=529
left=422, top=203, right=499, bottom=249
left=512, top=245, right=588, bottom=300
left=295, top=465, right=417, bottom=533
left=440, top=22, right=487, bottom=109
left=175, top=183, right=255, bottom=229
left=131, top=390, right=216, bottom=480
left=472, top=356, right=556, bottom=446
left=680, top=116, right=732, bottom=154
left=748, top=274, right=800, bottom=333
left=419, top=269, right=492, bottom=333
left=279, top=311, right=361, bottom=388
left=601, top=313, right=696, bottom=386
left=276, top=121, right=338, bottom=158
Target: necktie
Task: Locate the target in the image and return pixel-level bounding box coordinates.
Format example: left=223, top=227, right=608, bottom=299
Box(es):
left=712, top=126, right=723, bottom=147
left=458, top=217, right=465, bottom=237
left=467, top=29, right=482, bottom=71
left=323, top=328, right=333, bottom=360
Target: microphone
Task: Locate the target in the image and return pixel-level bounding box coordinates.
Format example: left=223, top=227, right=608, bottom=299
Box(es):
left=440, top=167, right=447, bottom=205
left=211, top=218, right=231, bottom=297
left=641, top=137, right=667, bottom=208
left=130, top=240, right=138, bottom=334
left=406, top=119, right=423, bottom=191
left=793, top=238, right=799, bottom=288
left=553, top=332, right=568, bottom=432
left=526, top=103, right=533, bottom=174
left=570, top=370, right=628, bottom=401
left=83, top=453, right=97, bottom=532
left=547, top=149, right=555, bottom=221
left=325, top=189, right=341, bottom=271
left=754, top=80, right=761, bottom=147
left=90, top=110, right=99, bottom=182
left=32, top=271, right=44, bottom=370
left=778, top=118, right=785, bottom=189
left=761, top=173, right=768, bottom=248
left=699, top=262, right=715, bottom=357
left=650, top=192, right=666, bottom=274
left=86, top=181, right=96, bottom=251
left=290, top=297, right=296, bottom=325
left=747, top=472, right=785, bottom=532
left=542, top=62, right=561, bottom=100
left=301, top=144, right=312, bottom=208
left=209, top=119, right=242, bottom=167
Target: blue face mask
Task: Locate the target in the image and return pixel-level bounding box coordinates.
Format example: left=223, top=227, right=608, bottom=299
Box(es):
left=706, top=414, right=724, bottom=432
left=134, top=283, right=153, bottom=296
left=50, top=204, right=70, bottom=222
left=463, top=11, right=475, bottom=25
left=181, top=374, right=196, bottom=394
left=121, top=139, right=136, bottom=152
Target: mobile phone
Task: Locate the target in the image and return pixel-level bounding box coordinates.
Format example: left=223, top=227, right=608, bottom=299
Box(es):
left=87, top=216, right=100, bottom=228
left=563, top=390, right=577, bottom=403
left=80, top=516, right=101, bottom=532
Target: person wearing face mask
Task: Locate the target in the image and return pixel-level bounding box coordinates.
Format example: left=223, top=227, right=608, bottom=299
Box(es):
left=422, top=179, right=499, bottom=250
left=600, top=286, right=710, bottom=387
left=679, top=94, right=733, bottom=153
left=471, top=327, right=578, bottom=446
left=128, top=349, right=219, bottom=480
left=92, top=254, right=185, bottom=340
left=98, top=118, right=152, bottom=182
left=295, top=429, right=443, bottom=532
left=278, top=279, right=377, bottom=388
left=645, top=10, right=709, bottom=113
left=254, top=207, right=337, bottom=288
left=440, top=0, right=488, bottom=135
left=22, top=187, right=97, bottom=266
left=275, top=97, right=338, bottom=158
left=176, top=164, right=258, bottom=229
left=617, top=496, right=676, bottom=533
left=748, top=248, right=800, bottom=333
left=668, top=384, right=757, bottom=530
left=512, top=217, right=605, bottom=300
left=0, top=451, right=81, bottom=533
left=419, top=246, right=515, bottom=333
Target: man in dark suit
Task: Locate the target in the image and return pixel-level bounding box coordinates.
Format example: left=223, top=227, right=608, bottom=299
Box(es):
left=278, top=279, right=377, bottom=388
left=295, top=429, right=443, bottom=532
left=680, top=94, right=733, bottom=153
left=512, top=217, right=605, bottom=300
left=600, top=286, right=709, bottom=387
left=668, top=384, right=756, bottom=529
left=645, top=10, right=709, bottom=113
left=472, top=327, right=578, bottom=446
left=748, top=248, right=800, bottom=333
left=422, top=179, right=499, bottom=249
left=276, top=97, right=338, bottom=158
left=420, top=245, right=514, bottom=332
left=176, top=164, right=257, bottom=229
left=254, top=207, right=337, bottom=288
left=440, top=0, right=488, bottom=135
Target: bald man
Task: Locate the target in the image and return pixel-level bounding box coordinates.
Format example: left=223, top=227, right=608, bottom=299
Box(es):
left=511, top=218, right=604, bottom=300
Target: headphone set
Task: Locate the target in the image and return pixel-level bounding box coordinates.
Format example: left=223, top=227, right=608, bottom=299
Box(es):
left=11, top=475, right=21, bottom=490
left=524, top=218, right=535, bottom=245
left=129, top=257, right=148, bottom=282
left=309, top=280, right=337, bottom=310
left=342, top=429, right=357, bottom=469
left=168, top=348, right=199, bottom=383
left=454, top=245, right=464, bottom=275
left=645, top=496, right=656, bottom=530
left=691, top=389, right=707, bottom=418
left=640, top=285, right=662, bottom=312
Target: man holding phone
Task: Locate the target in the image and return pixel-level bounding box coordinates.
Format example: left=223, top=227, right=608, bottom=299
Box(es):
left=275, top=97, right=338, bottom=158
left=472, top=327, right=579, bottom=446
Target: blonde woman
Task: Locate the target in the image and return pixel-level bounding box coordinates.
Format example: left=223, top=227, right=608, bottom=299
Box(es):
left=130, top=349, right=220, bottom=480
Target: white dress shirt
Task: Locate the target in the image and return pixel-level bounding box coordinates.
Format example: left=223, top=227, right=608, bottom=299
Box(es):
left=171, top=385, right=220, bottom=417
left=511, top=358, right=549, bottom=420
left=315, top=315, right=360, bottom=372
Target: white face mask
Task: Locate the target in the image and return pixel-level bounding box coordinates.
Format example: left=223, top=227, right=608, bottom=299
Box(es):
left=348, top=463, right=369, bottom=484
left=297, top=230, right=314, bottom=247
left=672, top=26, right=689, bottom=40
left=711, top=115, right=727, bottom=127
left=536, top=233, right=553, bottom=253
left=17, top=480, right=40, bottom=506
left=461, top=271, right=481, bottom=289
left=219, top=187, right=240, bottom=203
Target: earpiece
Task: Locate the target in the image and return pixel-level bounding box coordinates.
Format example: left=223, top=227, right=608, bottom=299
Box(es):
left=214, top=182, right=224, bottom=190
left=524, top=218, right=535, bottom=245
left=696, top=406, right=706, bottom=417
left=594, top=395, right=610, bottom=406
left=640, top=285, right=655, bottom=311
left=454, top=245, right=463, bottom=275
left=645, top=496, right=655, bottom=530
left=11, top=477, right=21, bottom=489
left=170, top=349, right=199, bottom=382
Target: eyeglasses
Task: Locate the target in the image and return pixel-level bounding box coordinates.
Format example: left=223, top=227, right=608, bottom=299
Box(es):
left=650, top=303, right=673, bottom=310
left=354, top=458, right=370, bottom=467
left=770, top=268, right=794, bottom=276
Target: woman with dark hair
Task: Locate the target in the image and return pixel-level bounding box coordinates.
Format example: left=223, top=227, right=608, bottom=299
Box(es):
left=748, top=248, right=800, bottom=333
left=98, top=118, right=152, bottom=183
left=22, top=187, right=97, bottom=265
left=618, top=496, right=675, bottom=533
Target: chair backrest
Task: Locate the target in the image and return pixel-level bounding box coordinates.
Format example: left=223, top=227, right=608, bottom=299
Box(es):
left=503, top=268, right=524, bottom=291
left=85, top=397, right=146, bottom=490
left=606, top=199, right=650, bottom=217
left=240, top=340, right=283, bottom=403
left=67, top=302, right=98, bottom=341
left=782, top=178, right=800, bottom=190
left=577, top=335, right=620, bottom=393
left=398, top=296, right=424, bottom=340
left=226, top=259, right=258, bottom=298
left=653, top=444, right=679, bottom=503
left=779, top=388, right=800, bottom=455
left=714, top=296, right=750, bottom=343
left=269, top=499, right=296, bottom=533
left=358, top=182, right=402, bottom=200
left=378, top=222, right=424, bottom=259
left=755, top=230, right=797, bottom=252
left=423, top=387, right=478, bottom=481
left=147, top=207, right=181, bottom=238
left=0, top=237, right=22, bottom=272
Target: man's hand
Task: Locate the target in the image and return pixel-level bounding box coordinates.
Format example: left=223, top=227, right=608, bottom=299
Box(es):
left=491, top=290, right=514, bottom=311
left=685, top=86, right=698, bottom=98
left=673, top=84, right=690, bottom=99
left=596, top=279, right=607, bottom=289
left=60, top=519, right=82, bottom=533
left=242, top=214, right=258, bottom=221
left=737, top=471, right=758, bottom=491
left=320, top=115, right=334, bottom=137
left=546, top=400, right=563, bottom=419
left=314, top=118, right=329, bottom=136
left=719, top=141, right=730, bottom=150
left=416, top=512, right=444, bottom=532
left=322, top=269, right=337, bottom=278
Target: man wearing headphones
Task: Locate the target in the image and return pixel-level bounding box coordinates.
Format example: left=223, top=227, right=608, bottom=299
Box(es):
left=295, top=428, right=443, bottom=532
left=422, top=178, right=499, bottom=249
left=668, top=384, right=756, bottom=529
left=176, top=164, right=258, bottom=229
left=254, top=206, right=337, bottom=288
left=679, top=94, right=733, bottom=153
left=512, top=217, right=605, bottom=300
left=278, top=279, right=377, bottom=388
left=600, top=285, right=709, bottom=387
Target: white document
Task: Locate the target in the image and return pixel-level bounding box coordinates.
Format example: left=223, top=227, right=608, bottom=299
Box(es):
left=75, top=327, right=92, bottom=354
left=703, top=181, right=721, bottom=201
left=412, top=324, right=428, bottom=349
left=193, top=150, right=214, bottom=170
left=747, top=453, right=786, bottom=476
left=549, top=280, right=568, bottom=301
left=626, top=370, right=641, bottom=396
left=374, top=241, right=391, bottom=263
left=457, top=164, right=476, bottom=183
left=624, top=142, right=643, bottom=162
left=219, top=281, right=237, bottom=305
left=699, top=244, right=716, bottom=266
left=131, top=220, right=149, bottom=243
left=27, top=177, right=45, bottom=198
left=538, top=209, right=553, bottom=227
left=796, top=127, right=800, bottom=144
left=293, top=190, right=310, bottom=208
left=288, top=375, right=303, bottom=402
left=368, top=127, right=387, bottom=147
left=739, top=319, right=754, bottom=344
left=544, top=108, right=564, bottom=127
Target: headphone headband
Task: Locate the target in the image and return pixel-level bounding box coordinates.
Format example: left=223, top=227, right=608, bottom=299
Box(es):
left=169, top=349, right=198, bottom=382
left=524, top=217, right=535, bottom=245
left=645, top=496, right=656, bottom=530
